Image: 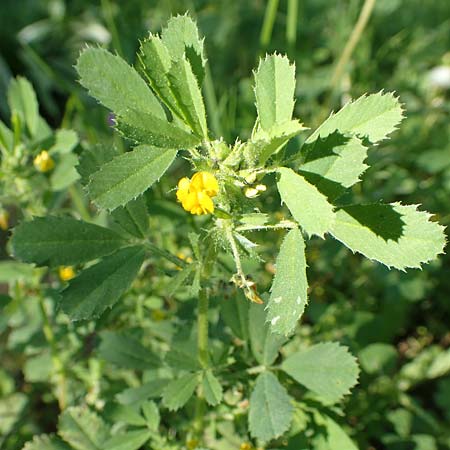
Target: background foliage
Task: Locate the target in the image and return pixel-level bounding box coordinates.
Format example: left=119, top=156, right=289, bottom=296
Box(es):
left=1, top=0, right=449, bottom=449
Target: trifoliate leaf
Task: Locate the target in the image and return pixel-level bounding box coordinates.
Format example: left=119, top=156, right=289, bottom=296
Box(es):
left=267, top=228, right=308, bottom=336
left=88, top=145, right=177, bottom=211
left=60, top=246, right=145, bottom=320
left=22, top=435, right=70, bottom=450
left=76, top=48, right=165, bottom=120
left=162, top=373, right=198, bottom=411
left=99, top=331, right=160, bottom=370
left=7, top=76, right=39, bottom=136
left=249, top=302, right=286, bottom=366
left=330, top=203, right=446, bottom=270
left=103, top=430, right=152, bottom=450
left=307, top=91, right=404, bottom=143
left=58, top=406, right=109, bottom=450
left=254, top=54, right=296, bottom=131
left=277, top=168, right=335, bottom=238
left=249, top=372, right=293, bottom=442
left=11, top=217, right=126, bottom=266
left=282, top=342, right=359, bottom=404
left=202, top=370, right=223, bottom=406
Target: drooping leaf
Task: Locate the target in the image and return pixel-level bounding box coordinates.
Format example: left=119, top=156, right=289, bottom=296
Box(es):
left=58, top=406, right=109, bottom=450
left=22, top=434, right=70, bottom=450
left=111, top=196, right=149, bottom=238
left=307, top=91, right=404, bottom=143
left=249, top=372, right=293, bottom=442
left=249, top=302, right=285, bottom=366
left=60, top=246, right=145, bottom=320
left=88, top=145, right=177, bottom=211
left=98, top=331, right=160, bottom=370
left=103, top=430, right=152, bottom=450
left=282, top=342, right=360, bottom=404
left=7, top=76, right=39, bottom=136
left=162, top=372, right=198, bottom=411
left=254, top=54, right=296, bottom=131
left=11, top=217, right=126, bottom=266
left=267, top=228, right=308, bottom=336
left=202, top=370, right=223, bottom=406
left=277, top=168, right=335, bottom=238
left=330, top=203, right=446, bottom=270
left=76, top=48, right=165, bottom=120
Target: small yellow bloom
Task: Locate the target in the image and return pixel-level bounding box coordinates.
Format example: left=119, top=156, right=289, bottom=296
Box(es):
left=59, top=266, right=75, bottom=281
left=176, top=172, right=218, bottom=215
left=0, top=210, right=9, bottom=230
left=240, top=443, right=253, bottom=450
left=34, top=150, right=55, bottom=172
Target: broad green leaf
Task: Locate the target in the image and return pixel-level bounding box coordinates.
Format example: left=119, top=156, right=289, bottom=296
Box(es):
left=88, top=145, right=177, bottom=211
left=76, top=48, right=165, bottom=120
left=106, top=404, right=146, bottom=427
left=330, top=203, right=446, bottom=270
left=254, top=54, right=296, bottom=131
left=23, top=352, right=52, bottom=382
left=49, top=129, right=78, bottom=155
left=98, top=331, right=160, bottom=370
left=277, top=168, right=335, bottom=238
left=313, top=411, right=359, bottom=450
left=7, top=77, right=39, bottom=136
left=103, top=430, right=152, bottom=450
left=0, top=393, right=27, bottom=435
left=162, top=372, right=198, bottom=411
left=167, top=56, right=207, bottom=137
left=111, top=196, right=149, bottom=238
left=11, top=217, right=125, bottom=266
left=245, top=120, right=306, bottom=167
left=307, top=91, right=404, bottom=143
left=202, top=370, right=223, bottom=406
left=58, top=406, right=109, bottom=450
left=249, top=302, right=285, bottom=366
left=50, top=153, right=80, bottom=191
left=161, top=14, right=206, bottom=82
left=220, top=290, right=249, bottom=341
left=249, top=372, right=293, bottom=442
left=77, top=145, right=120, bottom=186
left=60, top=246, right=145, bottom=320
left=358, top=343, right=398, bottom=374
left=142, top=401, right=160, bottom=431
left=165, top=341, right=200, bottom=371
left=22, top=434, right=70, bottom=450
left=282, top=342, right=360, bottom=404
left=267, top=228, right=308, bottom=336
left=300, top=131, right=368, bottom=192
left=0, top=261, right=37, bottom=283
left=116, top=379, right=170, bottom=405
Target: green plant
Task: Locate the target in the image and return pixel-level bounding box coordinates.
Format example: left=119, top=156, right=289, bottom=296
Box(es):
left=8, top=14, right=447, bottom=450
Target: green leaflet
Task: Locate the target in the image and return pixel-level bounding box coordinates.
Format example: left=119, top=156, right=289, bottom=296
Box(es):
left=277, top=168, right=336, bottom=238
left=7, top=76, right=39, bottom=136
left=111, top=196, right=149, bottom=238
left=249, top=302, right=285, bottom=366
left=282, top=342, right=360, bottom=404
left=330, top=203, right=446, bottom=270
left=77, top=145, right=121, bottom=186
left=249, top=372, right=293, bottom=442
left=307, top=91, right=404, bottom=143
left=312, top=411, right=359, bottom=450
left=254, top=54, right=296, bottom=131
left=0, top=120, right=14, bottom=153
left=202, top=370, right=223, bottom=406
left=267, top=228, right=308, bottom=336
left=58, top=406, right=110, bottom=450
left=116, top=380, right=169, bottom=405
left=11, top=216, right=126, bottom=266
left=50, top=153, right=80, bottom=191
left=142, top=401, right=160, bottom=431
left=22, top=435, right=70, bottom=450
left=220, top=289, right=249, bottom=341
left=162, top=372, right=198, bottom=411
left=60, top=246, right=146, bottom=320
left=88, top=145, right=177, bottom=211
left=76, top=47, right=165, bottom=120
left=103, top=430, right=152, bottom=450
left=99, top=331, right=160, bottom=370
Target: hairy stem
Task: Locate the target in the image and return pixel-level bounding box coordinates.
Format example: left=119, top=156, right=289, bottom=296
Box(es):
left=197, top=288, right=210, bottom=368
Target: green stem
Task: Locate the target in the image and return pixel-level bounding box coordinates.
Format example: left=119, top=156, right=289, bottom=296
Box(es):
left=69, top=185, right=91, bottom=222
left=203, top=64, right=223, bottom=139
left=145, top=241, right=188, bottom=268
left=197, top=288, right=210, bottom=368
left=101, top=0, right=124, bottom=57
left=329, top=0, right=376, bottom=92
left=286, top=0, right=299, bottom=51
left=38, top=296, right=66, bottom=410
left=260, top=0, right=280, bottom=50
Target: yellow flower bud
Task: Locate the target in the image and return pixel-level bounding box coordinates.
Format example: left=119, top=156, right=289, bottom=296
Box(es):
left=34, top=150, right=55, bottom=172
left=240, top=443, right=253, bottom=450
left=59, top=266, right=75, bottom=281
left=0, top=210, right=9, bottom=231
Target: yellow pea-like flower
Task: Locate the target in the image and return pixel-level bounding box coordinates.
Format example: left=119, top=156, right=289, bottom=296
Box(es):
left=34, top=150, right=55, bottom=173
left=176, top=172, right=218, bottom=215
left=59, top=266, right=75, bottom=281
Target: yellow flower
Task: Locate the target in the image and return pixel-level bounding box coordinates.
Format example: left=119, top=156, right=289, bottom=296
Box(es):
left=240, top=443, right=253, bottom=450
left=0, top=210, right=9, bottom=231
left=176, top=172, right=218, bottom=215
left=34, top=150, right=55, bottom=172
left=59, top=266, right=75, bottom=281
